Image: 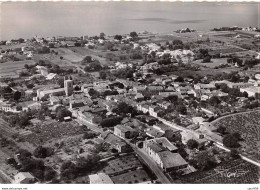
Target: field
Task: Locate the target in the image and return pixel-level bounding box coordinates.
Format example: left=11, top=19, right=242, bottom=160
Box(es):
left=55, top=48, right=84, bottom=62
left=0, top=60, right=35, bottom=78
left=212, top=111, right=260, bottom=162
left=193, top=58, right=228, bottom=68
left=24, top=120, right=86, bottom=146
left=101, top=154, right=143, bottom=176
left=177, top=159, right=259, bottom=184
left=111, top=169, right=151, bottom=184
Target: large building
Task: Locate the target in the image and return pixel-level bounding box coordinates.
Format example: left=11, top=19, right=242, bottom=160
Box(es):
left=114, top=125, right=138, bottom=139
left=64, top=79, right=73, bottom=96
left=240, top=86, right=260, bottom=97
left=36, top=77, right=74, bottom=99
left=143, top=137, right=187, bottom=172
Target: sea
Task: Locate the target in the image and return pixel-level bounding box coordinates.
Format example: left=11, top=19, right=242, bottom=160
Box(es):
left=0, top=2, right=259, bottom=40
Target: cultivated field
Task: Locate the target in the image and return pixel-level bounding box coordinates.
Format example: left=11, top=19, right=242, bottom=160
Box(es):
left=25, top=120, right=86, bottom=146
left=178, top=159, right=259, bottom=184
left=212, top=111, right=260, bottom=162
left=0, top=60, right=35, bottom=78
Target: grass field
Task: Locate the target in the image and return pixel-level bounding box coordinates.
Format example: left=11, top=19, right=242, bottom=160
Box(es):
left=55, top=48, right=84, bottom=62
left=0, top=60, right=35, bottom=78
left=193, top=58, right=228, bottom=68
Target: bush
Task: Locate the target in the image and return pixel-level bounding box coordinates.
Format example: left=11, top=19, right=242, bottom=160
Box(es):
left=223, top=134, right=240, bottom=148
left=33, top=146, right=54, bottom=158
left=187, top=139, right=199, bottom=150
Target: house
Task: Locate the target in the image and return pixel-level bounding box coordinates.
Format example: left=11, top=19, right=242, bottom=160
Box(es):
left=0, top=102, right=19, bottom=113
left=192, top=117, right=205, bottom=125
left=114, top=125, right=138, bottom=139
left=77, top=111, right=102, bottom=125
left=99, top=131, right=130, bottom=153
left=149, top=105, right=164, bottom=117
left=46, top=73, right=57, bottom=80
left=19, top=101, right=41, bottom=111
left=50, top=96, right=61, bottom=105
left=194, top=83, right=216, bottom=90
left=13, top=172, right=36, bottom=184
left=137, top=103, right=150, bottom=114
left=157, top=101, right=172, bottom=110
left=135, top=93, right=145, bottom=101
left=69, top=99, right=85, bottom=109
left=146, top=129, right=164, bottom=138
left=227, top=82, right=254, bottom=89
left=89, top=173, right=114, bottom=184
left=240, top=86, right=260, bottom=97
left=143, top=138, right=187, bottom=172
left=157, top=151, right=188, bottom=172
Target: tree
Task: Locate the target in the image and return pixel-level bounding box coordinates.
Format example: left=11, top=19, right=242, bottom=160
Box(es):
left=130, top=31, right=138, bottom=39
left=208, top=96, right=221, bottom=106
left=223, top=134, right=240, bottom=148
left=100, top=116, right=123, bottom=128
left=44, top=167, right=56, bottom=181
left=191, top=150, right=217, bottom=171
left=56, top=107, right=72, bottom=121
left=33, top=146, right=53, bottom=158
left=13, top=91, right=21, bottom=101
left=99, top=71, right=107, bottom=79
left=177, top=104, right=187, bottom=115
left=18, top=112, right=30, bottom=126
left=229, top=149, right=240, bottom=159
left=202, top=56, right=211, bottom=63
left=163, top=130, right=182, bottom=142
left=187, top=139, right=199, bottom=149
left=113, top=102, right=137, bottom=116
left=216, top=126, right=227, bottom=135
left=17, top=149, right=32, bottom=160
left=82, top=56, right=92, bottom=63
left=60, top=161, right=77, bottom=180
left=57, top=77, right=64, bottom=88
left=174, top=76, right=184, bottom=82
left=100, top=32, right=105, bottom=40
left=114, top=35, right=122, bottom=41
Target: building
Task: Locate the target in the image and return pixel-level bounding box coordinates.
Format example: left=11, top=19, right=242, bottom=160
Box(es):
left=89, top=173, right=114, bottom=184
left=77, top=111, right=102, bottom=125
left=143, top=138, right=187, bottom=172
left=99, top=131, right=130, bottom=153
left=194, top=83, right=216, bottom=90
left=114, top=125, right=138, bottom=139
left=157, top=151, right=188, bottom=172
left=0, top=102, right=18, bottom=113
left=240, top=86, right=260, bottom=97
left=37, top=88, right=65, bottom=100
left=64, top=79, right=73, bottom=97
left=13, top=172, right=36, bottom=184
left=227, top=82, right=254, bottom=89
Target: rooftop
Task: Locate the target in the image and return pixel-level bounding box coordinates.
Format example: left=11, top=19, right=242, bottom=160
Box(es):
left=157, top=151, right=188, bottom=169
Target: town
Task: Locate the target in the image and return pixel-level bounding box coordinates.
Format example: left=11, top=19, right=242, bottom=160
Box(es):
left=0, top=26, right=259, bottom=184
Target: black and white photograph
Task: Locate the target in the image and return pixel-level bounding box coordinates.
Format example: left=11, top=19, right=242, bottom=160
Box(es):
left=0, top=0, right=259, bottom=188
